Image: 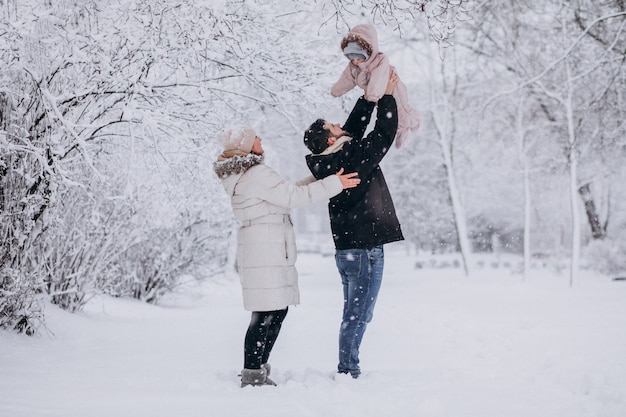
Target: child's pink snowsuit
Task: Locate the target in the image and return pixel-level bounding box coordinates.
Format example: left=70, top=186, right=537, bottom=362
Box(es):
left=331, top=24, right=420, bottom=148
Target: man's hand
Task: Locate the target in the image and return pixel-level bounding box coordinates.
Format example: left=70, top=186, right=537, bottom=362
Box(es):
left=385, top=68, right=399, bottom=95
left=336, top=168, right=361, bottom=189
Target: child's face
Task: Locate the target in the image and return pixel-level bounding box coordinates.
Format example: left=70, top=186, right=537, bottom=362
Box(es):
left=350, top=58, right=366, bottom=65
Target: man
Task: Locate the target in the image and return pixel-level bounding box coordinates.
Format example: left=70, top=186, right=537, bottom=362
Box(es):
left=303, top=70, right=403, bottom=378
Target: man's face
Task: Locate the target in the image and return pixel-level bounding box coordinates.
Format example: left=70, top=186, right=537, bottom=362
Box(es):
left=323, top=122, right=345, bottom=139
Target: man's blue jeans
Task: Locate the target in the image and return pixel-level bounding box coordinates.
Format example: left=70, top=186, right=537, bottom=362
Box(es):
left=334, top=245, right=384, bottom=377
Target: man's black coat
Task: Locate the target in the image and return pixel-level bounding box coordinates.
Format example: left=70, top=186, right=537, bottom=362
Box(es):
left=305, top=95, right=404, bottom=250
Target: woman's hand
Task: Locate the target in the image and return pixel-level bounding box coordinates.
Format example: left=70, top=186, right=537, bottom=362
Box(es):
left=336, top=168, right=361, bottom=189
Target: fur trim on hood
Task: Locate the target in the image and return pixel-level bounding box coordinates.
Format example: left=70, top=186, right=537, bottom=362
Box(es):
left=213, top=152, right=264, bottom=178
left=340, top=24, right=380, bottom=60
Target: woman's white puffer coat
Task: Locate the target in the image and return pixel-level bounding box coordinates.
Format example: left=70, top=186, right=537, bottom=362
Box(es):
left=220, top=163, right=342, bottom=312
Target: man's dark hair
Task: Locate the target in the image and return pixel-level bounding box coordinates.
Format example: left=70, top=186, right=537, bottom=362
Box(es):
left=303, top=119, right=331, bottom=154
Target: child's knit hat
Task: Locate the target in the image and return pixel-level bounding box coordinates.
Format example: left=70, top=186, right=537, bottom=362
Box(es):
left=343, top=41, right=369, bottom=61
left=218, top=125, right=256, bottom=154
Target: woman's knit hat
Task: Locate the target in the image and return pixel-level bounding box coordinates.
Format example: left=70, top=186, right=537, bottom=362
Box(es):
left=343, top=41, right=369, bottom=61
left=217, top=125, right=256, bottom=154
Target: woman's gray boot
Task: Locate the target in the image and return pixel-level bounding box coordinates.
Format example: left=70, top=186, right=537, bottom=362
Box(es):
left=261, top=363, right=271, bottom=376
left=240, top=368, right=277, bottom=387
left=261, top=363, right=276, bottom=385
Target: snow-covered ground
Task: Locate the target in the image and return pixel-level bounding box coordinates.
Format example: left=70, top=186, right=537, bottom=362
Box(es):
left=2, top=246, right=625, bottom=417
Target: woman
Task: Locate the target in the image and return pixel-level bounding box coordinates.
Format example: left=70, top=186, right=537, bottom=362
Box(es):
left=213, top=125, right=360, bottom=387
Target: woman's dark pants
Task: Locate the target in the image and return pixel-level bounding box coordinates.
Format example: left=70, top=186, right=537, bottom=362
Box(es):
left=244, top=308, right=288, bottom=369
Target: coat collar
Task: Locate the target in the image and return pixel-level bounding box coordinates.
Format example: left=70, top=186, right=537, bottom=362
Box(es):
left=315, top=135, right=352, bottom=156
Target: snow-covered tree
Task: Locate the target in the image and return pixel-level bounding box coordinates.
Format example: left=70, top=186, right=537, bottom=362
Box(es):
left=463, top=0, right=625, bottom=283
left=1, top=0, right=624, bottom=335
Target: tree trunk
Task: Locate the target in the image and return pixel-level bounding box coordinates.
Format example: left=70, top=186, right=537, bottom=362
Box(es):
left=442, top=152, right=472, bottom=276
left=522, top=152, right=532, bottom=281
left=565, top=54, right=580, bottom=288
left=578, top=182, right=607, bottom=240
left=516, top=96, right=533, bottom=282
left=429, top=46, right=472, bottom=276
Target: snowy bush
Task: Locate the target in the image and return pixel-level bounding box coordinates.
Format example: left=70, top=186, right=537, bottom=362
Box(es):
left=468, top=215, right=524, bottom=254
left=584, top=236, right=626, bottom=277
left=96, top=214, right=230, bottom=305
left=0, top=268, right=44, bottom=336
left=0, top=81, right=51, bottom=334
left=42, top=187, right=135, bottom=312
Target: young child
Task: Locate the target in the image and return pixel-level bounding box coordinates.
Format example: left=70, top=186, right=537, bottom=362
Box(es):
left=331, top=23, right=420, bottom=148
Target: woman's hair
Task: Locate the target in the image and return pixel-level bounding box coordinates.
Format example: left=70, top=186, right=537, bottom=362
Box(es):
left=303, top=118, right=331, bottom=154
